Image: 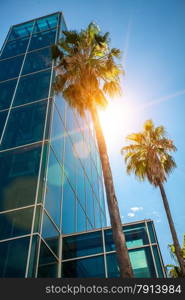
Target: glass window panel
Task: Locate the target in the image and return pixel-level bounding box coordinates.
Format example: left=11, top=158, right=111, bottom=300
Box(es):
left=94, top=199, right=102, bottom=229
left=33, top=14, right=59, bottom=33
left=13, top=70, right=51, bottom=107
left=27, top=234, right=40, bottom=277
left=147, top=221, right=156, bottom=243
left=0, top=79, right=17, bottom=110
left=62, top=178, right=76, bottom=234
left=87, top=221, right=93, bottom=231
left=59, top=15, right=67, bottom=38
left=0, top=110, right=8, bottom=139
left=124, top=223, right=149, bottom=247
left=34, top=205, right=42, bottom=233
left=22, top=47, right=52, bottom=75
left=0, top=100, right=47, bottom=150
left=152, top=245, right=164, bottom=278
left=37, top=240, right=58, bottom=277
left=38, top=262, right=58, bottom=278
left=76, top=159, right=85, bottom=208
left=77, top=201, right=86, bottom=233
left=62, top=255, right=105, bottom=278
left=45, top=149, right=62, bottom=228
left=42, top=213, right=59, bottom=256
left=54, top=94, right=66, bottom=123
left=104, top=223, right=149, bottom=252
left=29, top=29, right=56, bottom=51
left=63, top=230, right=103, bottom=259
left=129, top=247, right=157, bottom=278
left=0, top=145, right=41, bottom=212
left=0, top=207, right=33, bottom=240
left=0, top=55, right=24, bottom=82
left=37, top=143, right=49, bottom=204
left=1, top=37, right=29, bottom=59
left=8, top=21, right=34, bottom=41
left=51, top=107, right=65, bottom=164
left=64, top=135, right=76, bottom=189
left=106, top=253, right=120, bottom=278
left=0, top=236, right=30, bottom=277
left=85, top=180, right=94, bottom=227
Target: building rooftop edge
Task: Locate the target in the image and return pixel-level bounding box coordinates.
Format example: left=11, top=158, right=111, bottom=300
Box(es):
left=62, top=219, right=153, bottom=237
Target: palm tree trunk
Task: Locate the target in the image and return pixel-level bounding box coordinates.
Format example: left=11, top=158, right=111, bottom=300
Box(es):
left=91, top=106, right=134, bottom=278
left=158, top=182, right=185, bottom=277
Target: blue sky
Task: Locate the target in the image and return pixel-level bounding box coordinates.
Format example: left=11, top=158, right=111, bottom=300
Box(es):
left=0, top=0, right=185, bottom=267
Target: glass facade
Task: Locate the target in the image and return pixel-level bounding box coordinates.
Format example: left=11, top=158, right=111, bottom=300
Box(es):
left=0, top=12, right=107, bottom=278
left=62, top=220, right=166, bottom=278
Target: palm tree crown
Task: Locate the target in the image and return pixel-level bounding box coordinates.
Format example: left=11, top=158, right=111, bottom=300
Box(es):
left=52, top=22, right=122, bottom=115
left=121, top=119, right=177, bottom=187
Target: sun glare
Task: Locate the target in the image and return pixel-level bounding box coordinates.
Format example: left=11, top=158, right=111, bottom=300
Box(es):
left=98, top=97, right=137, bottom=151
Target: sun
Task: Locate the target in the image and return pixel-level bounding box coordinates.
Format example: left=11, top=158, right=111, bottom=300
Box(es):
left=97, top=97, right=136, bottom=151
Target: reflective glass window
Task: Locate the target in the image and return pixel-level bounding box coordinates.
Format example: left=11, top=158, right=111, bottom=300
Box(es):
left=87, top=221, right=93, bottom=231
left=33, top=14, right=59, bottom=33
left=34, top=205, right=42, bottom=233
left=104, top=223, right=149, bottom=252
left=77, top=201, right=86, bottom=233
left=0, top=55, right=24, bottom=82
left=36, top=143, right=49, bottom=205
left=8, top=21, right=34, bottom=41
left=0, top=145, right=41, bottom=212
left=64, top=135, right=76, bottom=189
left=106, top=253, right=119, bottom=277
left=65, top=105, right=75, bottom=136
left=42, top=213, right=59, bottom=256
left=22, top=47, right=52, bottom=75
left=1, top=37, right=29, bottom=59
left=51, top=107, right=65, bottom=164
left=76, top=159, right=85, bottom=208
left=29, top=29, right=56, bottom=51
left=147, top=221, right=156, bottom=243
left=59, top=15, right=67, bottom=38
left=37, top=240, right=58, bottom=277
left=152, top=245, right=164, bottom=278
left=45, top=149, right=62, bottom=227
left=62, top=178, right=76, bottom=234
left=129, top=247, right=156, bottom=278
left=0, top=100, right=47, bottom=150
left=27, top=234, right=40, bottom=277
left=54, top=94, right=66, bottom=123
left=0, top=207, right=33, bottom=240
left=85, top=180, right=94, bottom=227
left=124, top=223, right=149, bottom=248
left=0, top=236, right=30, bottom=277
left=13, top=70, right=51, bottom=107
left=62, top=255, right=105, bottom=278
left=0, top=79, right=17, bottom=110
left=94, top=199, right=102, bottom=229
left=0, top=110, right=8, bottom=139
left=63, top=230, right=103, bottom=259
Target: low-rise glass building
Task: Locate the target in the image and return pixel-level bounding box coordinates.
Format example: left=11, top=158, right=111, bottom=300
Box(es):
left=61, top=220, right=166, bottom=278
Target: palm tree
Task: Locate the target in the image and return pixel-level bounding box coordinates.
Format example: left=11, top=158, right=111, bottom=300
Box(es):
left=121, top=119, right=185, bottom=277
left=51, top=23, right=133, bottom=278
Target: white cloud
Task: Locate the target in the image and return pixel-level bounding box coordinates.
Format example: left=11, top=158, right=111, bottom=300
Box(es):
left=130, top=206, right=143, bottom=213
left=128, top=212, right=135, bottom=217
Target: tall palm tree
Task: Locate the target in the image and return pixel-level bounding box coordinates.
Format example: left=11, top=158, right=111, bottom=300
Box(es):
left=121, top=119, right=185, bottom=277
left=52, top=23, right=133, bottom=278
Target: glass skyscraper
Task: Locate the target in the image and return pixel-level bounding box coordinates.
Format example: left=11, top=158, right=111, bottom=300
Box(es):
left=0, top=12, right=107, bottom=277
left=0, top=12, right=165, bottom=278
